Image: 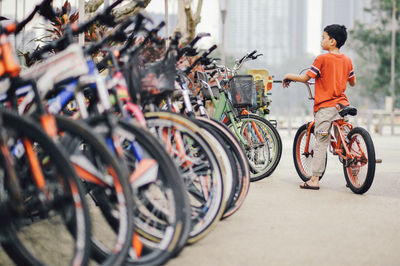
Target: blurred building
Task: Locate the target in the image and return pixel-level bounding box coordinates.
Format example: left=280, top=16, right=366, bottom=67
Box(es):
left=322, top=0, right=372, bottom=29
left=224, top=0, right=308, bottom=67
left=321, top=0, right=372, bottom=55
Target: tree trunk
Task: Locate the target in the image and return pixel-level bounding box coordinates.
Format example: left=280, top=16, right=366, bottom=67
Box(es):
left=85, top=0, right=152, bottom=18
left=175, top=0, right=203, bottom=45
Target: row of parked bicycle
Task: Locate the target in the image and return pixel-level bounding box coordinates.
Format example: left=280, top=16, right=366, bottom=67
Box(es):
left=0, top=0, right=285, bottom=265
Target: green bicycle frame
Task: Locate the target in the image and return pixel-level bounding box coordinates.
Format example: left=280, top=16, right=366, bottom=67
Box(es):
left=210, top=90, right=249, bottom=147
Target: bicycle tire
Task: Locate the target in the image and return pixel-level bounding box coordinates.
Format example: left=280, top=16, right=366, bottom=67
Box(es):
left=225, top=114, right=282, bottom=181
left=343, top=127, right=375, bottom=194
left=293, top=123, right=326, bottom=181
left=0, top=110, right=91, bottom=266
left=195, top=117, right=250, bottom=219
left=144, top=111, right=226, bottom=245
left=188, top=117, right=237, bottom=216
left=55, top=115, right=135, bottom=266
left=87, top=116, right=191, bottom=265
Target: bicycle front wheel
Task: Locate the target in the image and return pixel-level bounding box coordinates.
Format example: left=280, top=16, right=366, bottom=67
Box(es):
left=343, top=127, right=375, bottom=194
left=0, top=111, right=91, bottom=266
left=55, top=115, right=135, bottom=266
left=293, top=123, right=326, bottom=182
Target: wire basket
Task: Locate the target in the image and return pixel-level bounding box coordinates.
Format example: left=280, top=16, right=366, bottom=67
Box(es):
left=229, top=75, right=255, bottom=107
left=140, top=61, right=176, bottom=95
left=129, top=55, right=177, bottom=103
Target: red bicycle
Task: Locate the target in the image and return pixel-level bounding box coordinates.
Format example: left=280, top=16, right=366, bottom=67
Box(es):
left=291, top=80, right=380, bottom=194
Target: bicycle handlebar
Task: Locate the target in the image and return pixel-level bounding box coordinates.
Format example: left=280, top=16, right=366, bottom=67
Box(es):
left=281, top=78, right=315, bottom=100
left=238, top=49, right=256, bottom=64
left=1, top=0, right=54, bottom=35
left=30, top=0, right=126, bottom=60
left=74, top=0, right=123, bottom=34
left=189, top=32, right=210, bottom=47
left=248, top=50, right=257, bottom=58
left=177, top=32, right=211, bottom=61
left=184, top=44, right=217, bottom=74
left=84, top=17, right=136, bottom=55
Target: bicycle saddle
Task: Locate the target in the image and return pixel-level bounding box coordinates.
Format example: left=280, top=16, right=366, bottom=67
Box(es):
left=336, top=103, right=357, bottom=117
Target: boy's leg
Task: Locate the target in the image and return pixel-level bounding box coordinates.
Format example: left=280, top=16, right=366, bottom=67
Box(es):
left=305, top=107, right=340, bottom=187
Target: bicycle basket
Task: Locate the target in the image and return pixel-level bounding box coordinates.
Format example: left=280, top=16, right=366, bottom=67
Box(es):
left=229, top=75, right=255, bottom=107
left=132, top=56, right=176, bottom=98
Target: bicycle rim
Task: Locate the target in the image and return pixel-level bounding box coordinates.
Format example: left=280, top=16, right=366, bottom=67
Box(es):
left=293, top=124, right=326, bottom=182
left=195, top=117, right=250, bottom=219
left=227, top=114, right=282, bottom=181
left=145, top=112, right=225, bottom=244
left=343, top=127, right=375, bottom=194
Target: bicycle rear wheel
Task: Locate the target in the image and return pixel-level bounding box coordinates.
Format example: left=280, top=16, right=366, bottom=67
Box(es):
left=195, top=117, right=250, bottom=219
left=145, top=112, right=225, bottom=245
left=293, top=123, right=326, bottom=181
left=188, top=117, right=236, bottom=217
left=0, top=110, right=91, bottom=266
left=226, top=114, right=282, bottom=181
left=343, top=127, right=375, bottom=194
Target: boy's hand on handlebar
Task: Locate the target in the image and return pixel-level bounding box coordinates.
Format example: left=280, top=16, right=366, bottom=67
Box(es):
left=282, top=75, right=293, bottom=88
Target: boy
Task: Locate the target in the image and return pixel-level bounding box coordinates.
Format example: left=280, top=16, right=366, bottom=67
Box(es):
left=282, top=24, right=356, bottom=190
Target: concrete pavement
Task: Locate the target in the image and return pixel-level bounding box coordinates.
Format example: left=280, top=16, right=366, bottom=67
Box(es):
left=168, top=133, right=400, bottom=266
left=0, top=133, right=398, bottom=266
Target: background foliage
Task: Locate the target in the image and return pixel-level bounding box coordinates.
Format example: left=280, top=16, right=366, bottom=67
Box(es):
left=349, top=0, right=400, bottom=108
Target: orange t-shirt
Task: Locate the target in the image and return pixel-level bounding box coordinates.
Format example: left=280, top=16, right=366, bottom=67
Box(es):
left=306, top=53, right=355, bottom=112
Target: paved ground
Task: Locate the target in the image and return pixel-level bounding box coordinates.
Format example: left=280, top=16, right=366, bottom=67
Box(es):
left=1, top=132, right=399, bottom=266
left=168, top=132, right=400, bottom=266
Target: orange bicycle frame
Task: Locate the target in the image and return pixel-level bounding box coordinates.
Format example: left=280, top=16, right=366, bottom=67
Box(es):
left=303, top=119, right=357, bottom=162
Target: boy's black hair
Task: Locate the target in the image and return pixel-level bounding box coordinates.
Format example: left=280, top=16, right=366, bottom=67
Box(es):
left=324, top=24, right=347, bottom=48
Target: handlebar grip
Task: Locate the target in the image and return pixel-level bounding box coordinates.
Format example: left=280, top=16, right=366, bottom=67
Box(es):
left=248, top=50, right=257, bottom=57
left=189, top=32, right=211, bottom=47
left=12, top=0, right=54, bottom=34
left=154, top=21, right=166, bottom=32
left=210, top=70, right=217, bottom=78
left=204, top=64, right=216, bottom=70
left=204, top=44, right=217, bottom=57
left=283, top=78, right=294, bottom=83
left=239, top=50, right=257, bottom=64
left=107, top=0, right=124, bottom=12
left=74, top=0, right=123, bottom=34
left=184, top=45, right=216, bottom=74
left=31, top=42, right=56, bottom=60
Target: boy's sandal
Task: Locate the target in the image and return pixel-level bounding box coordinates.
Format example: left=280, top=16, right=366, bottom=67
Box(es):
left=299, top=182, right=320, bottom=190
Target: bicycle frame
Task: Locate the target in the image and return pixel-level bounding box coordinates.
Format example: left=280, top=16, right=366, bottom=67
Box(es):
left=303, top=120, right=352, bottom=159
left=199, top=78, right=251, bottom=147
left=299, top=80, right=368, bottom=166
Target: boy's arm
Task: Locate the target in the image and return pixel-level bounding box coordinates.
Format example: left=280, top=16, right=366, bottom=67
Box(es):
left=349, top=76, right=356, bottom=87
left=282, top=73, right=311, bottom=87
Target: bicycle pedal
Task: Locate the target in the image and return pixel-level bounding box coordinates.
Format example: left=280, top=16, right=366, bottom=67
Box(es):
left=375, top=159, right=382, bottom=164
